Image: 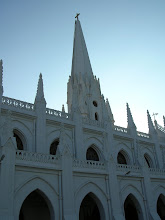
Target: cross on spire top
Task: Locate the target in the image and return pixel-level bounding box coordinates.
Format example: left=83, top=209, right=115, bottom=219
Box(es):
left=75, top=13, right=80, bottom=20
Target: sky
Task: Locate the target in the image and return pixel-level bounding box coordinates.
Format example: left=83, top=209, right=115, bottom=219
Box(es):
left=0, top=0, right=165, bottom=132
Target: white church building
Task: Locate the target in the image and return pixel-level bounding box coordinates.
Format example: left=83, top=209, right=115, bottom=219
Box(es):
left=0, top=17, right=165, bottom=220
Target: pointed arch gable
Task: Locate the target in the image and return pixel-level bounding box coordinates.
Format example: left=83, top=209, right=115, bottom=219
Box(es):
left=85, top=136, right=103, bottom=151
left=115, top=142, right=133, bottom=165
left=121, top=184, right=144, bottom=201
left=14, top=177, right=59, bottom=220
left=120, top=184, right=145, bottom=219
left=47, top=128, right=72, bottom=154
left=75, top=181, right=109, bottom=220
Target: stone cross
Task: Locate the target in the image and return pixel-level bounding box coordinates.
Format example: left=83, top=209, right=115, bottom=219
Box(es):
left=75, top=13, right=80, bottom=20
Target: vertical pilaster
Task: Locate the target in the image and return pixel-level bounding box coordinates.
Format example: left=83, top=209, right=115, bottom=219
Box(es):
left=60, top=146, right=76, bottom=220
left=0, top=137, right=16, bottom=220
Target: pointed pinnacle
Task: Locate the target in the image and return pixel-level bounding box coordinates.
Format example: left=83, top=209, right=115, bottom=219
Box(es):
left=127, top=103, right=136, bottom=129
left=163, top=116, right=165, bottom=128
left=35, top=73, right=45, bottom=103
left=147, top=110, right=156, bottom=134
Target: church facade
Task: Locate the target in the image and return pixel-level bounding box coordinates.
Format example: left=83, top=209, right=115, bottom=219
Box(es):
left=0, top=18, right=165, bottom=220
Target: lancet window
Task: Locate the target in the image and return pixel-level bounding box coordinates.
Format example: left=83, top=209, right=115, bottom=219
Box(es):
left=50, top=138, right=59, bottom=155
left=117, top=151, right=127, bottom=165
left=13, top=130, right=24, bottom=150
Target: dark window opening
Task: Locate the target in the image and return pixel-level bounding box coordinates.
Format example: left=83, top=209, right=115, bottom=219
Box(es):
left=124, top=195, right=139, bottom=220
left=95, top=112, right=98, bottom=121
left=50, top=139, right=59, bottom=155
left=93, top=101, right=98, bottom=107
left=157, top=195, right=165, bottom=220
left=79, top=194, right=100, bottom=220
left=117, top=152, right=127, bottom=164
left=19, top=190, right=51, bottom=220
left=14, top=133, right=24, bottom=150
left=86, top=147, right=99, bottom=161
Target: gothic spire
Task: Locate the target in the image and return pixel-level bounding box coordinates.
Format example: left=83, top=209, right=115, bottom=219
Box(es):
left=35, top=73, right=46, bottom=103
left=163, top=116, right=165, bottom=128
left=127, top=103, right=136, bottom=129
left=147, top=110, right=156, bottom=134
left=71, top=18, right=93, bottom=80
left=0, top=60, right=3, bottom=95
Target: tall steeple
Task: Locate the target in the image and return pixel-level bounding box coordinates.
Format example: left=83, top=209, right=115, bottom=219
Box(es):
left=68, top=16, right=108, bottom=122
left=71, top=17, right=93, bottom=80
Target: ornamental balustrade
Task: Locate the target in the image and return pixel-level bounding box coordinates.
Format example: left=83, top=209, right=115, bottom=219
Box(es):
left=46, top=108, right=71, bottom=120
left=149, top=168, right=165, bottom=176
left=114, top=125, right=128, bottom=134
left=16, top=150, right=59, bottom=164
left=83, top=118, right=104, bottom=128
left=73, top=159, right=105, bottom=170
left=137, top=131, right=150, bottom=139
left=116, top=164, right=140, bottom=173
left=2, top=96, right=34, bottom=111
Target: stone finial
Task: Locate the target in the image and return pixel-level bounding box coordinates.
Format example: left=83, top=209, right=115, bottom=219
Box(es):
left=105, top=98, right=115, bottom=123
left=35, top=73, right=46, bottom=104
left=62, top=104, right=65, bottom=113
left=163, top=116, right=165, bottom=128
left=147, top=110, right=156, bottom=135
left=126, top=103, right=136, bottom=129
left=0, top=59, right=3, bottom=95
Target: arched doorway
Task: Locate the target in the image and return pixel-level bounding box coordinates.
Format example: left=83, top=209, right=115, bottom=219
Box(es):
left=79, top=193, right=100, bottom=220
left=124, top=194, right=142, bottom=220
left=157, top=194, right=165, bottom=219
left=19, top=190, right=51, bottom=220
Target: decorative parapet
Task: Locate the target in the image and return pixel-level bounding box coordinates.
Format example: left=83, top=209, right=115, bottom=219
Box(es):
left=116, top=164, right=140, bottom=173
left=114, top=125, right=128, bottom=134
left=16, top=150, right=59, bottom=164
left=149, top=168, right=165, bottom=176
left=73, top=159, right=105, bottom=170
left=157, top=123, right=165, bottom=134
left=83, top=118, right=104, bottom=128
left=46, top=108, right=71, bottom=120
left=137, top=131, right=150, bottom=139
left=2, top=96, right=34, bottom=111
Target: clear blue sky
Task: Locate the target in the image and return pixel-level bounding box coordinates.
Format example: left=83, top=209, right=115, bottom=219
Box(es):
left=1, top=0, right=165, bottom=132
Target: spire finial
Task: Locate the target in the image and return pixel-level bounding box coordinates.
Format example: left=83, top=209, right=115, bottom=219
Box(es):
left=35, top=73, right=46, bottom=104
left=75, top=13, right=80, bottom=20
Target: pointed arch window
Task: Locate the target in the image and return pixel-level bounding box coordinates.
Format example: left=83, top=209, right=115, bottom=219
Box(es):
left=50, top=138, right=59, bottom=155
left=117, top=152, right=127, bottom=165
left=86, top=147, right=99, bottom=161
left=13, top=130, right=25, bottom=150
